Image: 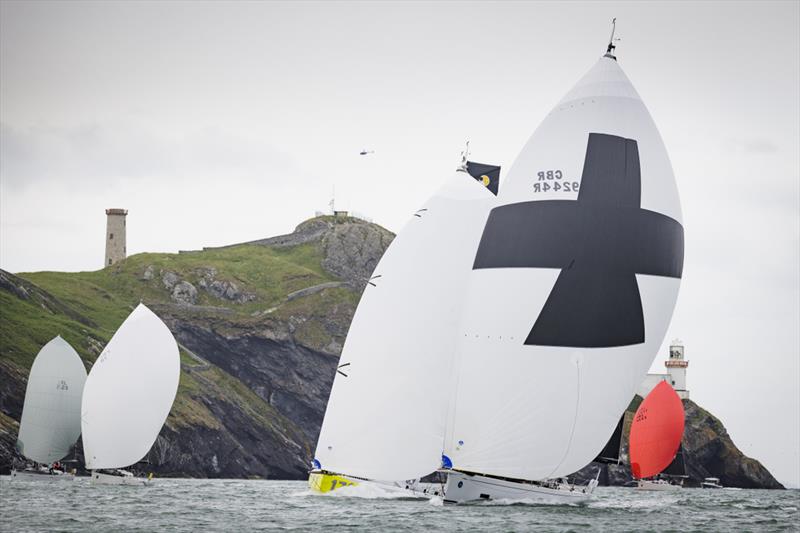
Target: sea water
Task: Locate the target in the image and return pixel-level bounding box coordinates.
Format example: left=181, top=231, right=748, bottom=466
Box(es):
left=1, top=478, right=797, bottom=532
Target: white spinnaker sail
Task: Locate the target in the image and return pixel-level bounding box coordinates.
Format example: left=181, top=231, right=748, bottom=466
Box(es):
left=446, top=56, right=683, bottom=480
left=81, top=304, right=180, bottom=470
left=314, top=171, right=495, bottom=481
left=16, top=336, right=87, bottom=464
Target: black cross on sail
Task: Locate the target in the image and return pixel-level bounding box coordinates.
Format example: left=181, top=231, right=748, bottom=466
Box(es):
left=473, top=133, right=684, bottom=348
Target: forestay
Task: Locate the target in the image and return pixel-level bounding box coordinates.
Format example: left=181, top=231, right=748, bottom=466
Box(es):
left=446, top=56, right=684, bottom=480
left=81, top=304, right=180, bottom=470
left=17, top=336, right=87, bottom=464
left=314, top=170, right=496, bottom=481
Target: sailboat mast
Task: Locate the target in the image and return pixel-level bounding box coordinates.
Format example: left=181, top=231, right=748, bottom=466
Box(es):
left=605, top=18, right=619, bottom=60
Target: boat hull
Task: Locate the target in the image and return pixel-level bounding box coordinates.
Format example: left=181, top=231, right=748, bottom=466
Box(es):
left=10, top=469, right=75, bottom=482
left=91, top=470, right=152, bottom=486
left=636, top=479, right=682, bottom=491
left=308, top=471, right=360, bottom=493
left=442, top=471, right=596, bottom=504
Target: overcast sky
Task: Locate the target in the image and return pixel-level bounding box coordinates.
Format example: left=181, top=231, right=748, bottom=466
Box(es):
left=1, top=1, right=798, bottom=487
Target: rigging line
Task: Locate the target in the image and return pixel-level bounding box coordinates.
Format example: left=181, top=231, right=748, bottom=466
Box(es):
left=440, top=342, right=461, bottom=458
left=546, top=357, right=582, bottom=479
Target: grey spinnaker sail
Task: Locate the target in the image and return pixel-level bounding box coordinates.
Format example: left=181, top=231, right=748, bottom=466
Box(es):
left=17, top=336, right=87, bottom=464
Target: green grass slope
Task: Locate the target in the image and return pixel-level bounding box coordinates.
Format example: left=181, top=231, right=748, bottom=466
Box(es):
left=0, top=236, right=358, bottom=476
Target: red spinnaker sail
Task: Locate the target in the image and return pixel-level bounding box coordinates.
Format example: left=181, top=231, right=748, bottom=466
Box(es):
left=629, top=381, right=685, bottom=479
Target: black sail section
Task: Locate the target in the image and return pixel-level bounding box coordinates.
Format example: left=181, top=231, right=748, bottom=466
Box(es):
left=472, top=133, right=684, bottom=348
left=662, top=444, right=687, bottom=477
left=466, top=161, right=500, bottom=196
left=594, top=414, right=625, bottom=464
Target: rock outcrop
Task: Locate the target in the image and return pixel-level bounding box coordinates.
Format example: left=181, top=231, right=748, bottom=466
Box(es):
left=0, top=216, right=784, bottom=487
left=241, top=216, right=394, bottom=289
left=572, top=398, right=784, bottom=489
left=0, top=216, right=391, bottom=478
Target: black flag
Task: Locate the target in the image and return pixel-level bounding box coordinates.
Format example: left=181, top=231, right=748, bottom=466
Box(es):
left=466, top=161, right=500, bottom=196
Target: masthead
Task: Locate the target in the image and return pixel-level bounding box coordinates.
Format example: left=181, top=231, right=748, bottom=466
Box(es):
left=457, top=140, right=470, bottom=172
left=604, top=18, right=620, bottom=60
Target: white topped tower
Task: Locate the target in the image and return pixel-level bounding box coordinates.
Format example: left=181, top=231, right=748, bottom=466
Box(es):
left=104, top=208, right=127, bottom=267
left=665, top=339, right=689, bottom=398
left=637, top=339, right=690, bottom=400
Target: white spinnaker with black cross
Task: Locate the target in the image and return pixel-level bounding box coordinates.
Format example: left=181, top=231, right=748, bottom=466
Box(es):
left=16, top=336, right=87, bottom=464
left=81, top=304, right=180, bottom=470
left=314, top=171, right=496, bottom=481
left=445, top=55, right=684, bottom=480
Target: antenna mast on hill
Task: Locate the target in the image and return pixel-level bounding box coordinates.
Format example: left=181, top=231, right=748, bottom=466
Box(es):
left=329, top=185, right=335, bottom=214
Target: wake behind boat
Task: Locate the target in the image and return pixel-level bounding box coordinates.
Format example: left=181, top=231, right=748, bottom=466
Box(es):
left=81, top=304, right=180, bottom=486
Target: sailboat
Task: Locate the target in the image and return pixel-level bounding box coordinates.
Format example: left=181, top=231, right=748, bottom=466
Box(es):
left=310, top=143, right=500, bottom=494
left=11, top=336, right=87, bottom=481
left=439, top=25, right=683, bottom=503
left=312, top=22, right=684, bottom=504
left=81, top=303, right=180, bottom=485
left=630, top=381, right=685, bottom=491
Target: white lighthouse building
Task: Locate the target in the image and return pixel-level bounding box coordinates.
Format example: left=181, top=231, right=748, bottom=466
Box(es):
left=637, top=339, right=690, bottom=399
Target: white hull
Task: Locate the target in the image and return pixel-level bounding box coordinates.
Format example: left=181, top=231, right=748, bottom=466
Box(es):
left=636, top=479, right=681, bottom=491
left=10, top=469, right=75, bottom=482
left=91, top=470, right=151, bottom=486
left=442, top=471, right=597, bottom=504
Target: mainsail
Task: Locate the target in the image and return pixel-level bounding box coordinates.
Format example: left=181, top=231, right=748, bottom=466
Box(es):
left=16, top=336, right=87, bottom=464
left=629, top=381, right=685, bottom=479
left=662, top=443, right=687, bottom=477
left=445, top=55, right=684, bottom=480
left=593, top=414, right=625, bottom=464
left=314, top=169, right=497, bottom=481
left=81, top=304, right=180, bottom=470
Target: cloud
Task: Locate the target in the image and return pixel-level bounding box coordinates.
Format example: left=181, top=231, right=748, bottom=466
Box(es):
left=0, top=120, right=296, bottom=191
left=725, top=137, right=780, bottom=154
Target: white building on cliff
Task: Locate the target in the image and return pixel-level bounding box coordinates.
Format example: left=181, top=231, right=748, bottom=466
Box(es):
left=637, top=340, right=690, bottom=399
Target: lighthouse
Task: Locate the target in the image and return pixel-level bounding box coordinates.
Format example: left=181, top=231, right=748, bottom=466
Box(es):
left=665, top=339, right=689, bottom=398
left=637, top=339, right=690, bottom=400
left=104, top=208, right=127, bottom=267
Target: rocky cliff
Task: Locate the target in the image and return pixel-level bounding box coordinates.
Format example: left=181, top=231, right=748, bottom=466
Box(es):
left=0, top=215, right=393, bottom=479
left=572, top=397, right=784, bottom=489
left=0, top=215, right=783, bottom=487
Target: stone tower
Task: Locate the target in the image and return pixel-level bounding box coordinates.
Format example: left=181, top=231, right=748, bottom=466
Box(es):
left=104, top=208, right=128, bottom=267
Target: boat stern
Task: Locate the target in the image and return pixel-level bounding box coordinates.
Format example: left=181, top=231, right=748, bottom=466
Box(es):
left=307, top=470, right=359, bottom=493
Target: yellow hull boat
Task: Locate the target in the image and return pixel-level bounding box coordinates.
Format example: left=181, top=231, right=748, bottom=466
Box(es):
left=308, top=470, right=360, bottom=493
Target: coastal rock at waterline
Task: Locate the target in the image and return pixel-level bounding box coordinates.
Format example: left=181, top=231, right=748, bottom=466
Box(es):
left=571, top=399, right=784, bottom=489
left=681, top=400, right=783, bottom=489
left=0, top=218, right=784, bottom=486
